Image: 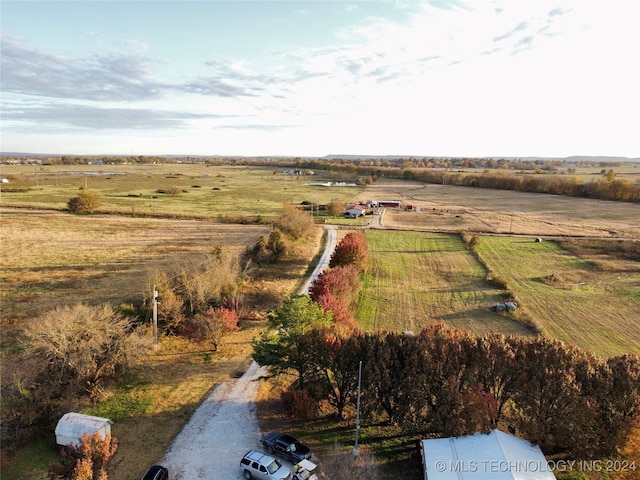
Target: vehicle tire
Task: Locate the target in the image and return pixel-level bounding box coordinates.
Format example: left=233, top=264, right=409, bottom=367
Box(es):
left=243, top=470, right=252, bottom=479
left=266, top=446, right=274, bottom=454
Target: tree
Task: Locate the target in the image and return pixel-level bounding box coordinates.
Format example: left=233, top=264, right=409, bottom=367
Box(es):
left=308, top=265, right=361, bottom=307
left=67, top=189, right=101, bottom=214
left=511, top=337, right=597, bottom=456
left=474, top=334, right=522, bottom=427
left=327, top=201, right=344, bottom=217
left=48, top=431, right=118, bottom=480
left=275, top=204, right=315, bottom=240
left=266, top=229, right=288, bottom=261
left=313, top=332, right=363, bottom=419
left=188, top=307, right=240, bottom=350
left=411, top=324, right=479, bottom=437
left=612, top=416, right=640, bottom=480
left=21, top=303, right=150, bottom=400
left=315, top=294, right=361, bottom=337
left=252, top=294, right=330, bottom=389
left=361, top=331, right=424, bottom=425
left=329, top=232, right=368, bottom=271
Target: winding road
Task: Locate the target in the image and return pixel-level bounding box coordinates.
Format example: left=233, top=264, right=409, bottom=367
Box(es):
left=161, top=226, right=337, bottom=479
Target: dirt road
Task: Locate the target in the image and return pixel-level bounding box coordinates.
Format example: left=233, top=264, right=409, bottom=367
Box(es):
left=160, top=226, right=336, bottom=479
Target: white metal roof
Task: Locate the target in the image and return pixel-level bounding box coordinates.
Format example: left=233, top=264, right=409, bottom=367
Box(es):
left=422, top=430, right=556, bottom=480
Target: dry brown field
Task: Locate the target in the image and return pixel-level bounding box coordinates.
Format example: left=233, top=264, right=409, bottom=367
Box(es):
left=358, top=179, right=640, bottom=238
left=1, top=206, right=322, bottom=479
left=0, top=207, right=271, bottom=329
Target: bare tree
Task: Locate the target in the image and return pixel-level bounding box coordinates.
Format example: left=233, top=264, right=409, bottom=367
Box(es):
left=22, top=303, right=151, bottom=400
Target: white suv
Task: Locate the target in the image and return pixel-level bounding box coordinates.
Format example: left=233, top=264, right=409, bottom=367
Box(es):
left=240, top=450, right=293, bottom=480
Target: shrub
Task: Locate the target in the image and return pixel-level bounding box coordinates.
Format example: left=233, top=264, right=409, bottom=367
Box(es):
left=281, top=389, right=318, bottom=420
left=47, top=431, right=118, bottom=480
left=186, top=307, right=240, bottom=350
left=67, top=189, right=101, bottom=214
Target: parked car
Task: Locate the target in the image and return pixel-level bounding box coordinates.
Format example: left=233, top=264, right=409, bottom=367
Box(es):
left=141, top=465, right=168, bottom=480
left=261, top=432, right=312, bottom=463
left=240, top=450, right=293, bottom=480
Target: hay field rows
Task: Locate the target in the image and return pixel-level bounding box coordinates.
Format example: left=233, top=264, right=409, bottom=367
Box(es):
left=474, top=236, right=640, bottom=357
left=357, top=229, right=640, bottom=357
left=356, top=230, right=534, bottom=337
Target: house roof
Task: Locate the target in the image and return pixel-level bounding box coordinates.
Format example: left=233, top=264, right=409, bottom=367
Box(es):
left=422, top=430, right=556, bottom=480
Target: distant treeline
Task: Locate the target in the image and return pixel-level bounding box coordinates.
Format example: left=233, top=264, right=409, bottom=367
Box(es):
left=4, top=155, right=639, bottom=203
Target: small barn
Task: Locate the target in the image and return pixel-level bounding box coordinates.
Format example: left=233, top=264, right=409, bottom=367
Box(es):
left=55, top=412, right=113, bottom=447
left=421, top=429, right=556, bottom=479
left=344, top=205, right=367, bottom=218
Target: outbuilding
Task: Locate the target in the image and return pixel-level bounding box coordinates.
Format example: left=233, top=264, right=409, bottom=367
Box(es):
left=344, top=205, right=367, bottom=218
left=55, top=412, right=113, bottom=447
left=421, top=429, right=556, bottom=479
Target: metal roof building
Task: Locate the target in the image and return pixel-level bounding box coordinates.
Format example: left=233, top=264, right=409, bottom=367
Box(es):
left=421, top=429, right=556, bottom=480
left=55, top=412, right=112, bottom=447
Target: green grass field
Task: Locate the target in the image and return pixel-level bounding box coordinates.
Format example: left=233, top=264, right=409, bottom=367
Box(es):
left=355, top=229, right=640, bottom=357
left=355, top=230, right=534, bottom=337
left=0, top=164, right=364, bottom=220
left=474, top=236, right=640, bottom=357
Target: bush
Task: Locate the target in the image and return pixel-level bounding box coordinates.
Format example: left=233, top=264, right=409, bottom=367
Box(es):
left=281, top=389, right=318, bottom=420
left=47, top=431, right=118, bottom=480
left=185, top=307, right=240, bottom=350
left=67, top=189, right=101, bottom=214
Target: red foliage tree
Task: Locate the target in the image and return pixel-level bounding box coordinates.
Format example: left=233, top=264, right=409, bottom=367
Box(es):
left=329, top=232, right=368, bottom=271
left=315, top=294, right=361, bottom=337
left=308, top=265, right=361, bottom=307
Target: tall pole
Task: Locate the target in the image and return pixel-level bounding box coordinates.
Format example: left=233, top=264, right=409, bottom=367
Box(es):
left=153, top=285, right=158, bottom=348
left=353, top=360, right=362, bottom=457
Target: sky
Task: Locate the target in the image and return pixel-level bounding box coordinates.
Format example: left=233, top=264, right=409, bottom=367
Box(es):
left=1, top=0, right=639, bottom=158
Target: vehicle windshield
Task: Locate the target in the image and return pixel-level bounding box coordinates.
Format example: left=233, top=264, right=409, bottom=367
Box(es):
left=266, top=459, right=281, bottom=474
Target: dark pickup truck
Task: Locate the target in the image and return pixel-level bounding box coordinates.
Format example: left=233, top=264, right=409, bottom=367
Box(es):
left=260, top=432, right=312, bottom=463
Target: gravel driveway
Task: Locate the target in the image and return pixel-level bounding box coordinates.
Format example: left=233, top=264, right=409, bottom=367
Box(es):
left=160, top=227, right=337, bottom=479
left=161, top=360, right=266, bottom=479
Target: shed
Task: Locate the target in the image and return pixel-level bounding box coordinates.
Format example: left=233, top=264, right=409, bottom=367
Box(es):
left=421, top=429, right=556, bottom=479
left=55, top=412, right=112, bottom=446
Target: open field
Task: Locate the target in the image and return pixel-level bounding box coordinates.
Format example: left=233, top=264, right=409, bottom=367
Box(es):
left=359, top=179, right=640, bottom=238
left=474, top=236, right=640, bottom=357
left=0, top=207, right=271, bottom=329
left=2, top=170, right=639, bottom=478
left=355, top=230, right=533, bottom=337
left=1, top=207, right=323, bottom=479
left=0, top=164, right=364, bottom=219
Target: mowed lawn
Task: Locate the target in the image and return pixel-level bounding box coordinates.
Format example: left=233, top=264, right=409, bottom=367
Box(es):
left=355, top=230, right=534, bottom=337
left=474, top=236, right=640, bottom=357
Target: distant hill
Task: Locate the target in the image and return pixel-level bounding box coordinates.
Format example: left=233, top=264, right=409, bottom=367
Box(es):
left=2, top=152, right=638, bottom=163
left=323, top=154, right=640, bottom=162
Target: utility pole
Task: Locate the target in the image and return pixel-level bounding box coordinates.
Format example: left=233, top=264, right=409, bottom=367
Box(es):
left=152, top=285, right=158, bottom=348
left=353, top=360, right=363, bottom=457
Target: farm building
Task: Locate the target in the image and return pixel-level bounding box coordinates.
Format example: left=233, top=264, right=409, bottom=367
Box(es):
left=344, top=205, right=367, bottom=218
left=421, top=429, right=556, bottom=479
left=370, top=200, right=401, bottom=208
left=55, top=412, right=113, bottom=447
